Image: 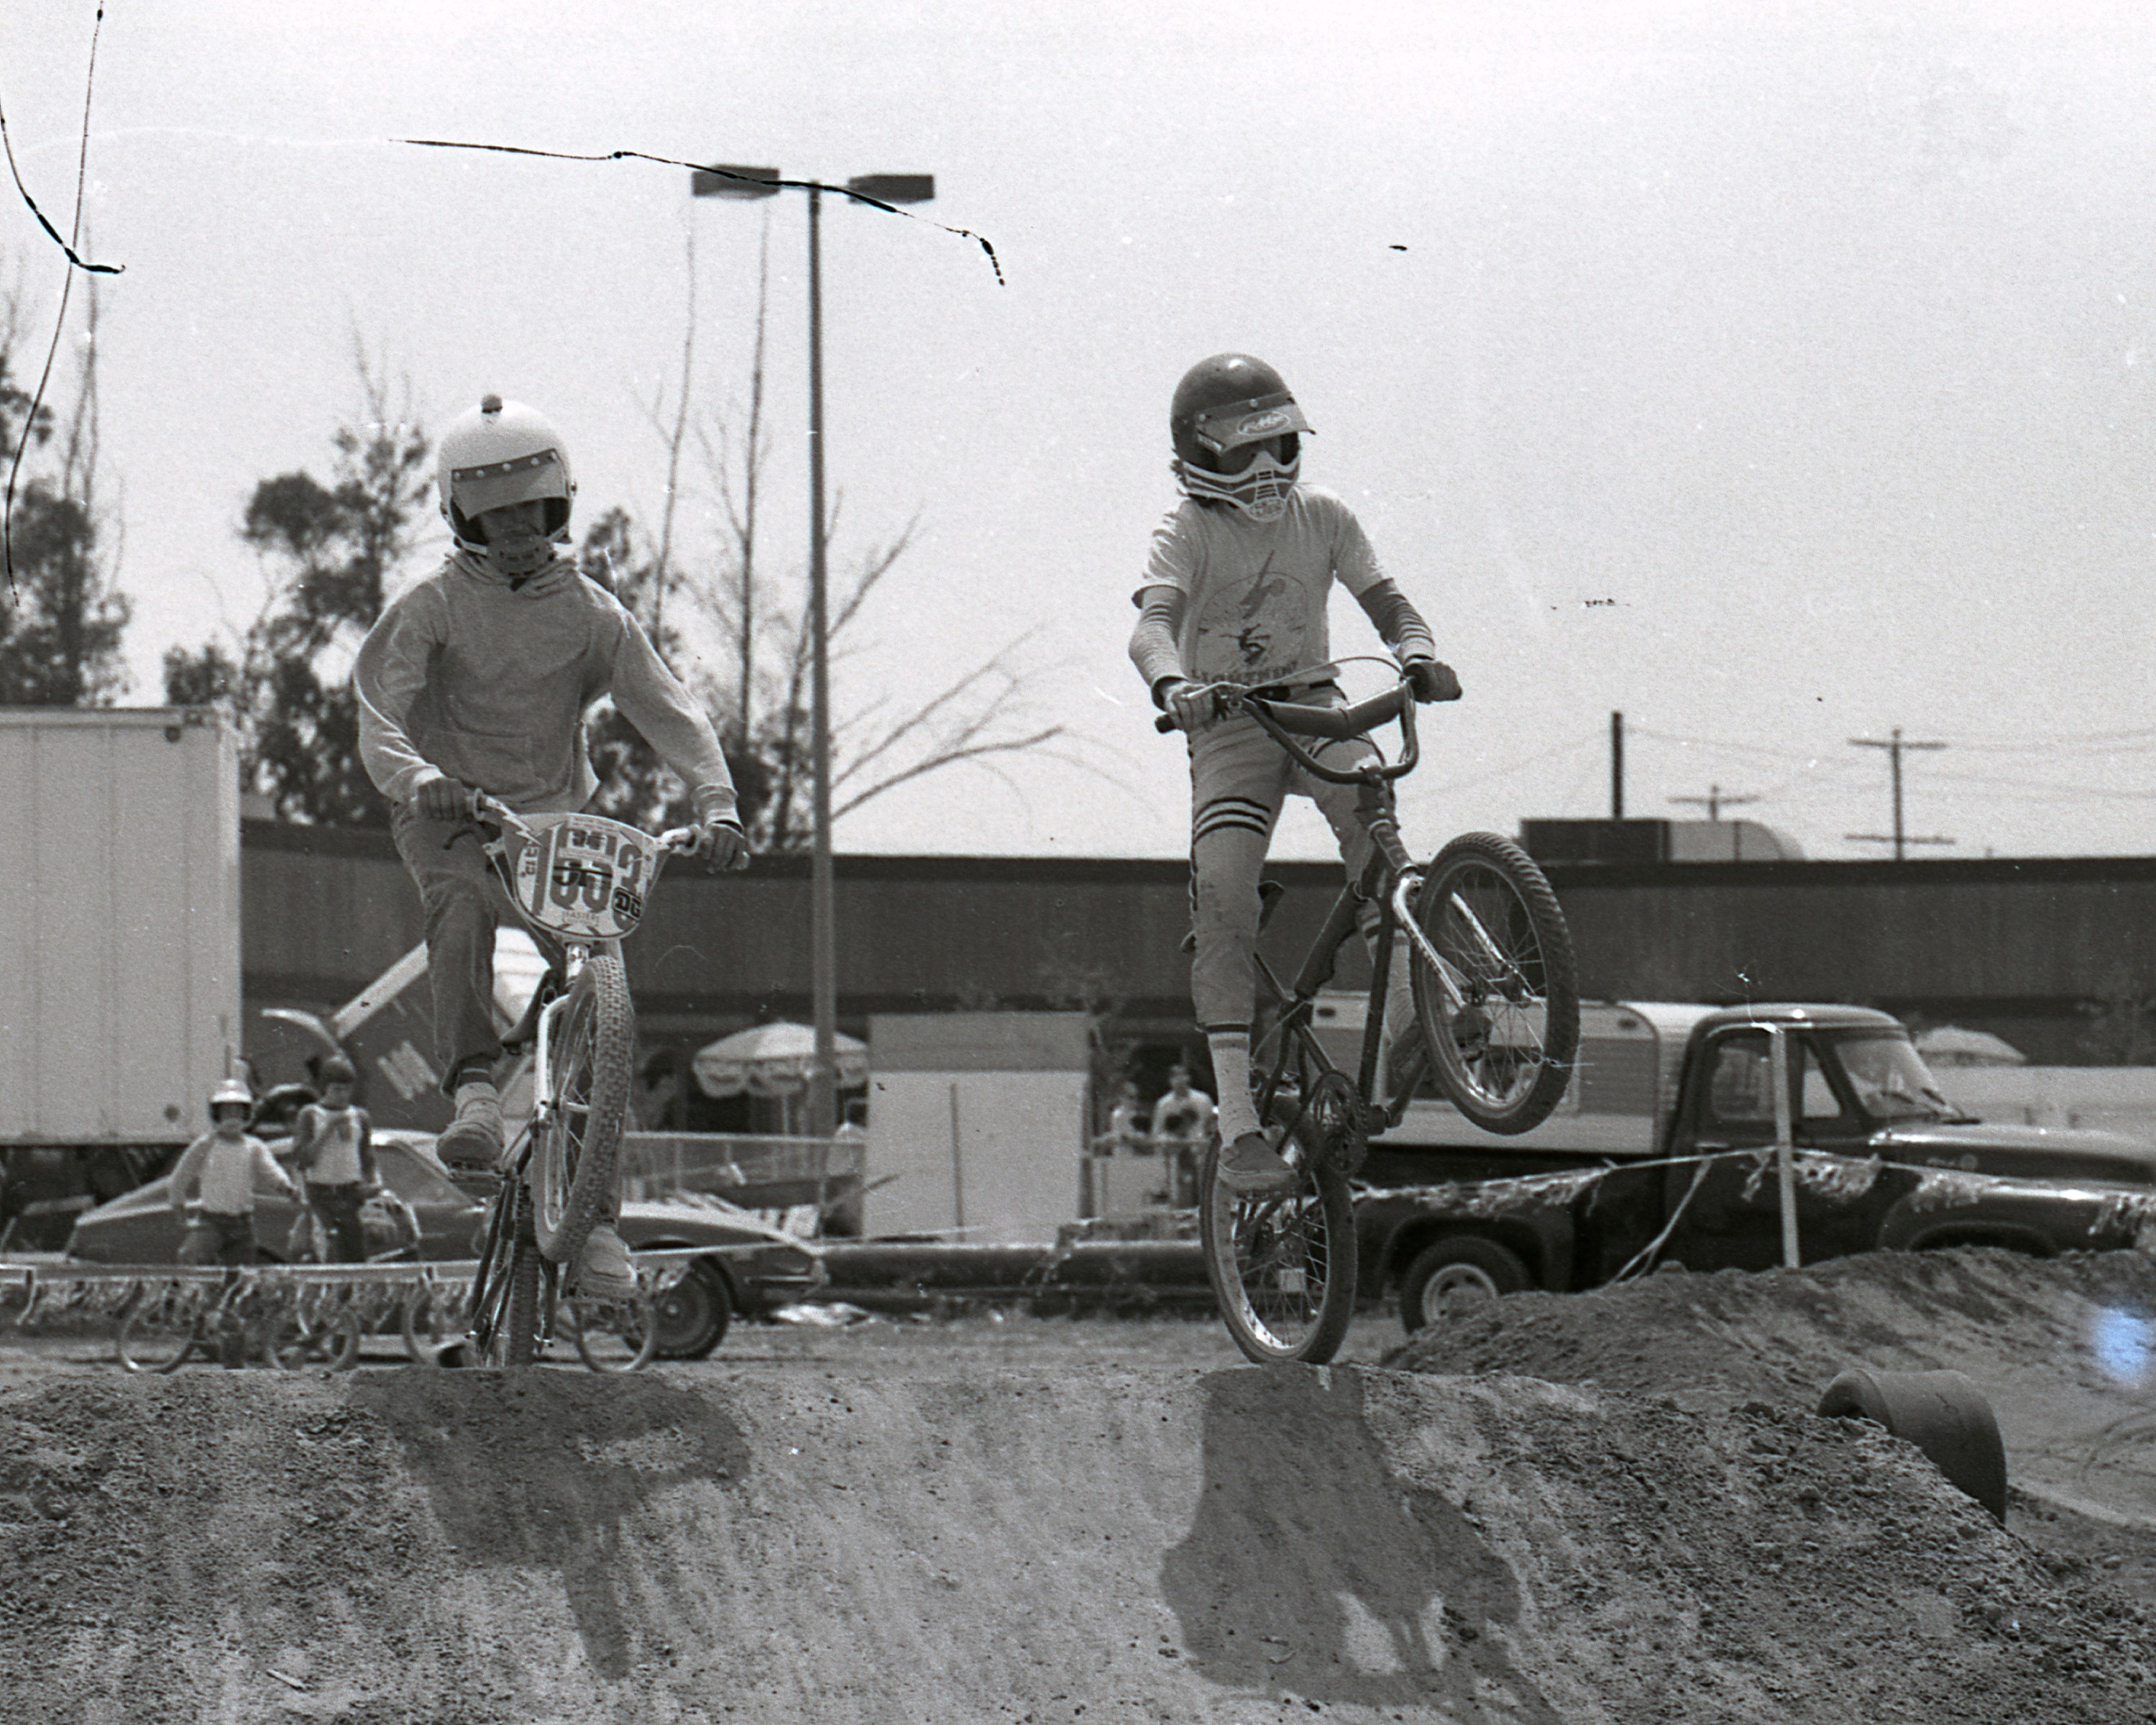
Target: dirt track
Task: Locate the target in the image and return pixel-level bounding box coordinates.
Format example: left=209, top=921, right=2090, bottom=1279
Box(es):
left=0, top=1277, right=2151, bottom=1724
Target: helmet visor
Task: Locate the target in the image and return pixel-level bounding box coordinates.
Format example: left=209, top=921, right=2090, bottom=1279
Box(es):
left=450, top=447, right=569, bottom=517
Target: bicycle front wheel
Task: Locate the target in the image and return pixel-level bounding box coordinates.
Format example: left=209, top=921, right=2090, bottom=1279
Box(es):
left=1408, top=831, right=1580, bottom=1135
left=1200, top=1102, right=1357, bottom=1365
left=483, top=1237, right=546, bottom=1367
left=532, top=954, right=635, bottom=1266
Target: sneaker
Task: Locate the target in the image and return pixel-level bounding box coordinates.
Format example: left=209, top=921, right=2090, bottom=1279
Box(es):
left=574, top=1222, right=636, bottom=1299
left=1378, top=1019, right=1428, bottom=1105
left=436, top=1078, right=503, bottom=1171
left=1216, top=1130, right=1299, bottom=1197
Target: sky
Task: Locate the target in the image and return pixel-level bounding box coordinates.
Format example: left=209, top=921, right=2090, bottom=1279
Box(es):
left=4, top=0, right=2156, bottom=862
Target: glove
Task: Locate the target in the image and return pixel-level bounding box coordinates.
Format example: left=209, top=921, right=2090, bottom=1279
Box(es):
left=416, top=775, right=474, bottom=823
left=697, top=818, right=751, bottom=872
left=1160, top=680, right=1219, bottom=734
left=1405, top=659, right=1462, bottom=703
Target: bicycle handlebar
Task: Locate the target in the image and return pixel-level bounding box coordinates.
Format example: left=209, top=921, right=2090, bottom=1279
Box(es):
left=1150, top=680, right=1423, bottom=785
left=465, top=790, right=701, bottom=858
left=1152, top=682, right=1413, bottom=738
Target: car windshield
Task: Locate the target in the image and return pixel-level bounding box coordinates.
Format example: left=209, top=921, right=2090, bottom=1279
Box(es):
left=1835, top=1033, right=1957, bottom=1123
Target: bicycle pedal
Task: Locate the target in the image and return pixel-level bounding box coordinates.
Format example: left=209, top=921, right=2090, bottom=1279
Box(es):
left=444, top=1166, right=505, bottom=1201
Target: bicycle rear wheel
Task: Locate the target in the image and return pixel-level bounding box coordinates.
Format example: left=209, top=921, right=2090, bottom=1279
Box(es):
left=270, top=1307, right=362, bottom=1373
left=1407, top=831, right=1580, bottom=1135
left=472, top=1186, right=550, bottom=1368
left=532, top=953, right=634, bottom=1268
left=1200, top=1087, right=1358, bottom=1365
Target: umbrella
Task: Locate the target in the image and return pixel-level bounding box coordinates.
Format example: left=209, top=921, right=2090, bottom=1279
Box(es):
left=694, top=1021, right=870, bottom=1098
left=1914, top=1026, right=2027, bottom=1069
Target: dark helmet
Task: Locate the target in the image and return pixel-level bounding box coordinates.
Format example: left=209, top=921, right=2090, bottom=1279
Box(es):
left=1168, top=354, right=1311, bottom=521
left=318, top=1056, right=357, bottom=1086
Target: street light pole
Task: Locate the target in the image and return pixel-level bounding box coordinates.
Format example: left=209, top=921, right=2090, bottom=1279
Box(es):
left=804, top=183, right=838, bottom=1138
left=694, top=165, right=935, bottom=1141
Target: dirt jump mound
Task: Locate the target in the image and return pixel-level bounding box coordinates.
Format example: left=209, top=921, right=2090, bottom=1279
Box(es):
left=3, top=1350, right=2154, bottom=1724
left=1387, top=1248, right=2156, bottom=1580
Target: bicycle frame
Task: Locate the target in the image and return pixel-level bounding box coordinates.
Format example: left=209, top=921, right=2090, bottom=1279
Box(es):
left=1236, top=683, right=1546, bottom=1144
left=1232, top=686, right=1431, bottom=1145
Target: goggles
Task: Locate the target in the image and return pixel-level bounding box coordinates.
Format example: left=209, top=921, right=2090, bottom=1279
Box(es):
left=1185, top=391, right=1313, bottom=464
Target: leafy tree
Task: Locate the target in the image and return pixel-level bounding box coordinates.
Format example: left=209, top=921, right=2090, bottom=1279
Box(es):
left=0, top=280, right=131, bottom=705
left=164, top=357, right=429, bottom=825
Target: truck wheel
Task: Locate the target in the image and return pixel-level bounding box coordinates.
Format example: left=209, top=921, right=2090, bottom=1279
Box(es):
left=1398, top=1237, right=1530, bottom=1333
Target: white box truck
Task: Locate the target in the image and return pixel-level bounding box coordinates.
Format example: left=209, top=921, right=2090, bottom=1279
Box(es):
left=0, top=708, right=242, bottom=1243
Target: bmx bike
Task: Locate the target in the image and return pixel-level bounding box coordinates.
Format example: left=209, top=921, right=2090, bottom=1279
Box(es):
left=1157, top=670, right=1581, bottom=1365
left=441, top=795, right=704, bottom=1368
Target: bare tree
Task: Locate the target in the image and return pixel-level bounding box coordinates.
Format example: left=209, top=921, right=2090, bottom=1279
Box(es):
left=590, top=227, right=1070, bottom=851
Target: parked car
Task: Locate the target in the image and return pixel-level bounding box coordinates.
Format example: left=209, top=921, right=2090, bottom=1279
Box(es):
left=62, top=1130, right=822, bottom=1358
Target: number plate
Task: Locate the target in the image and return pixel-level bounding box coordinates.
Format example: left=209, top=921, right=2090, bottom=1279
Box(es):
left=504, top=813, right=663, bottom=940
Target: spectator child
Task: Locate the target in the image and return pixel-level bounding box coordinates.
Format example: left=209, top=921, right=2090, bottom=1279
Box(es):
left=286, top=1056, right=380, bottom=1263
left=170, top=1080, right=299, bottom=1266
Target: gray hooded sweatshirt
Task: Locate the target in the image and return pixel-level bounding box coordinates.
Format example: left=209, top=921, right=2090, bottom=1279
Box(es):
left=354, top=550, right=738, bottom=823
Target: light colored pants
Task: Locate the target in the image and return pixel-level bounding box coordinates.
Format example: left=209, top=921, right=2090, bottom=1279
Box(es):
left=1185, top=691, right=1382, bottom=1031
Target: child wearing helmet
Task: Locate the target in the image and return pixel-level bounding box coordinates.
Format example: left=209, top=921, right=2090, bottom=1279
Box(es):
left=1129, top=354, right=1462, bottom=1197
left=285, top=1056, right=380, bottom=1263
left=170, top=1081, right=300, bottom=1266
left=354, top=394, right=749, bottom=1297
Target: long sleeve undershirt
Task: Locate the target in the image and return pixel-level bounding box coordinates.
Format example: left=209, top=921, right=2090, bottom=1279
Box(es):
left=1128, top=578, right=1438, bottom=705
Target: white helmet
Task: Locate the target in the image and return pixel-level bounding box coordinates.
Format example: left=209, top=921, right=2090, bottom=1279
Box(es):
left=207, top=1078, right=253, bottom=1119
left=436, top=394, right=575, bottom=577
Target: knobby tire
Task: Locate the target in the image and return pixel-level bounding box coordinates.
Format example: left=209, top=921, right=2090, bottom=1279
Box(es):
left=532, top=953, right=635, bottom=1268
left=1408, top=831, right=1580, bottom=1135
left=1200, top=1093, right=1358, bottom=1366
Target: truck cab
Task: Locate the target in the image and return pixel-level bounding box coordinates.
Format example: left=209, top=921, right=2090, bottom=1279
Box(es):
left=1349, top=999, right=2156, bottom=1332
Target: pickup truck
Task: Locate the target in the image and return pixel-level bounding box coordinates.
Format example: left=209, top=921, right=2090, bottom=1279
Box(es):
left=1332, top=999, right=2156, bottom=1333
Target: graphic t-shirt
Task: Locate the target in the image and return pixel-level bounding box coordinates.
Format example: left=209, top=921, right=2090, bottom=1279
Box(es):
left=1137, top=486, right=1387, bottom=687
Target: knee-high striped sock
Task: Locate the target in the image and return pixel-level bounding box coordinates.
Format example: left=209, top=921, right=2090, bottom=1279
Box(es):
left=1208, top=1030, right=1260, bottom=1141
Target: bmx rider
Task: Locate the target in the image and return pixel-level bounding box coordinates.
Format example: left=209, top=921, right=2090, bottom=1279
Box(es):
left=354, top=394, right=748, bottom=1297
left=1128, top=353, right=1460, bottom=1197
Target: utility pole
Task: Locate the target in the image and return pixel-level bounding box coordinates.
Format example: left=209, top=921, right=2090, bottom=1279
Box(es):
left=1671, top=784, right=1757, bottom=822
left=1847, top=728, right=1953, bottom=861
left=1610, top=711, right=1625, bottom=819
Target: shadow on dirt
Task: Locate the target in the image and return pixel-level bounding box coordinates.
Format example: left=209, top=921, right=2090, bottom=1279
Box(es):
left=1160, top=1366, right=1561, bottom=1718
left=351, top=1371, right=748, bottom=1680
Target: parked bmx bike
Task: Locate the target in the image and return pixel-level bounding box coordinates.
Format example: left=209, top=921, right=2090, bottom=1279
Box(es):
left=1159, top=670, right=1581, bottom=1366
